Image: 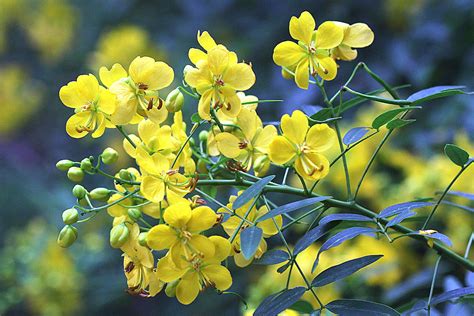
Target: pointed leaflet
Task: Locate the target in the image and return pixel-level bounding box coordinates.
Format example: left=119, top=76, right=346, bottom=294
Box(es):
left=407, top=85, right=468, bottom=105
left=326, top=299, right=400, bottom=316
left=386, top=118, right=416, bottom=130
left=444, top=144, right=469, bottom=167
left=312, top=227, right=376, bottom=272
left=233, top=175, right=274, bottom=210
left=293, top=224, right=329, bottom=255
left=343, top=127, right=371, bottom=145
left=240, top=226, right=263, bottom=260
left=254, top=249, right=290, bottom=265
left=312, top=255, right=383, bottom=287
left=378, top=201, right=433, bottom=218
left=289, top=300, right=314, bottom=314
left=406, top=287, right=474, bottom=313
left=418, top=231, right=453, bottom=247
left=254, top=287, right=306, bottom=316
left=319, top=213, right=372, bottom=225
left=386, top=210, right=416, bottom=227
left=446, top=191, right=474, bottom=201
left=256, top=196, right=332, bottom=222
left=371, top=106, right=421, bottom=129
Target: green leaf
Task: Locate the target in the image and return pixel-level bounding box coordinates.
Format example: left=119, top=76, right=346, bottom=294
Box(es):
left=240, top=226, right=263, bottom=260
left=256, top=196, right=332, bottom=222
left=371, top=106, right=421, bottom=129
left=232, top=175, right=274, bottom=210
left=311, top=255, right=383, bottom=287
left=254, top=249, right=290, bottom=265
left=444, top=144, right=470, bottom=167
left=326, top=299, right=400, bottom=315
left=308, top=108, right=340, bottom=125
left=254, top=287, right=306, bottom=316
left=343, top=127, right=371, bottom=145
left=386, top=118, right=416, bottom=129
left=408, top=85, right=468, bottom=105
left=289, top=300, right=314, bottom=314
left=191, top=112, right=201, bottom=123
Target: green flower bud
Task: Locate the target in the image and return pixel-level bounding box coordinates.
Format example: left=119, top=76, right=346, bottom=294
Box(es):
left=89, top=188, right=111, bottom=201
left=67, top=167, right=84, bottom=183
left=165, top=280, right=179, bottom=297
left=119, top=169, right=134, bottom=182
left=138, top=232, right=148, bottom=246
left=62, top=208, right=79, bottom=225
left=80, top=158, right=93, bottom=172
left=165, top=88, right=184, bottom=113
left=183, top=65, right=194, bottom=77
left=199, top=130, right=209, bottom=142
left=78, top=198, right=88, bottom=207
left=72, top=184, right=87, bottom=199
left=110, top=224, right=129, bottom=248
left=127, top=208, right=142, bottom=221
left=57, top=225, right=78, bottom=248
left=56, top=159, right=75, bottom=171
left=101, top=147, right=119, bottom=165
left=197, top=159, right=208, bottom=174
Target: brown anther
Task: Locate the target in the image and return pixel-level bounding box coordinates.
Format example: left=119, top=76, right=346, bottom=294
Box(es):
left=233, top=245, right=241, bottom=253
left=138, top=290, right=150, bottom=298
left=166, top=169, right=178, bottom=176
left=214, top=213, right=224, bottom=226
left=238, top=142, right=248, bottom=149
left=147, top=98, right=154, bottom=110
left=125, top=261, right=135, bottom=273
left=213, top=101, right=222, bottom=110
left=138, top=83, right=149, bottom=90
left=215, top=79, right=224, bottom=86
left=226, top=160, right=246, bottom=172
left=157, top=98, right=163, bottom=110
left=225, top=102, right=232, bottom=111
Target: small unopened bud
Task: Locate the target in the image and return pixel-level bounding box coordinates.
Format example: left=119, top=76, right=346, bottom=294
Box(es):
left=127, top=208, right=142, bottom=221
left=110, top=223, right=130, bottom=248
left=165, top=88, right=184, bottom=113
left=197, top=159, right=208, bottom=174
left=183, top=65, right=194, bottom=78
left=62, top=208, right=79, bottom=224
left=67, top=167, right=84, bottom=182
left=165, top=280, right=179, bottom=297
left=80, top=158, right=93, bottom=172
left=72, top=184, right=87, bottom=199
left=119, top=169, right=134, bottom=182
left=281, top=68, right=294, bottom=80
left=138, top=232, right=148, bottom=246
left=254, top=155, right=270, bottom=176
left=199, top=130, right=209, bottom=142
left=89, top=188, right=111, bottom=201
left=101, top=147, right=119, bottom=165
left=57, top=225, right=78, bottom=248
left=56, top=159, right=75, bottom=171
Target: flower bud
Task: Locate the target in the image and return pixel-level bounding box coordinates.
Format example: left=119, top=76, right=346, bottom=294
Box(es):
left=138, top=232, right=148, bottom=246
left=89, top=188, right=111, bottom=201
left=80, top=158, right=93, bottom=172
left=57, top=225, right=78, bottom=248
left=72, top=184, right=87, bottom=199
left=62, top=208, right=79, bottom=224
left=67, top=167, right=84, bottom=182
left=254, top=155, right=270, bottom=177
left=101, top=147, right=119, bottom=165
left=199, top=130, right=208, bottom=142
left=127, top=208, right=142, bottom=221
left=56, top=159, right=75, bottom=171
left=165, top=280, right=179, bottom=297
left=110, top=223, right=129, bottom=248
left=183, top=65, right=194, bottom=77
left=197, top=159, right=208, bottom=174
left=165, top=88, right=184, bottom=113
left=119, top=169, right=134, bottom=182
left=281, top=68, right=294, bottom=80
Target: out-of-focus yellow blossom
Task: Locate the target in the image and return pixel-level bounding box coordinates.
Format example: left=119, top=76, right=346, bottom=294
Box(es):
left=273, top=11, right=344, bottom=88
left=23, top=0, right=76, bottom=62
left=0, top=65, right=42, bottom=136
left=214, top=108, right=277, bottom=175
left=135, top=146, right=191, bottom=203
left=89, top=25, right=166, bottom=69
left=185, top=45, right=256, bottom=120
left=146, top=202, right=217, bottom=264
left=59, top=74, right=116, bottom=138
left=331, top=22, right=374, bottom=61
left=99, top=56, right=174, bottom=125
left=156, top=236, right=232, bottom=305
left=219, top=192, right=282, bottom=267
left=269, top=110, right=336, bottom=181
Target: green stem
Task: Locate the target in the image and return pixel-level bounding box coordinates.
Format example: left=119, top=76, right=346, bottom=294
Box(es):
left=171, top=122, right=201, bottom=169
left=342, top=86, right=411, bottom=106
left=115, top=125, right=136, bottom=148
left=210, top=108, right=224, bottom=132
left=427, top=256, right=442, bottom=316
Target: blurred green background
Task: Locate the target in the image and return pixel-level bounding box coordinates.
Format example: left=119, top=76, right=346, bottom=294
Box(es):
left=0, top=0, right=472, bottom=315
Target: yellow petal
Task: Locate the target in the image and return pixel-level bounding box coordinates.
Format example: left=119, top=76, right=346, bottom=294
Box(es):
left=189, top=235, right=215, bottom=259
left=236, top=108, right=258, bottom=141
left=333, top=45, right=358, bottom=61
left=343, top=23, right=374, bottom=48
left=268, top=136, right=297, bottom=165
left=136, top=147, right=170, bottom=175
left=176, top=272, right=200, bottom=305
left=198, top=89, right=213, bottom=120
left=315, top=21, right=344, bottom=49
left=281, top=110, right=308, bottom=144
left=91, top=113, right=106, bottom=138
left=148, top=271, right=165, bottom=297
left=253, top=125, right=277, bottom=153
left=188, top=48, right=207, bottom=64
left=209, top=236, right=231, bottom=262
left=273, top=41, right=306, bottom=67
left=65, top=111, right=90, bottom=138
left=107, top=193, right=130, bottom=217
left=289, top=11, right=315, bottom=44
left=138, top=119, right=159, bottom=146
left=207, top=47, right=229, bottom=75
left=184, top=66, right=212, bottom=91
left=223, top=63, right=255, bottom=91
left=215, top=132, right=242, bottom=158
left=294, top=153, right=330, bottom=181
left=295, top=58, right=310, bottom=89
left=164, top=202, right=192, bottom=228
left=187, top=206, right=217, bottom=232
left=315, top=55, right=338, bottom=81
left=98, top=88, right=116, bottom=115
left=156, top=255, right=187, bottom=282
left=76, top=74, right=99, bottom=102
left=110, top=98, right=138, bottom=125
left=123, top=134, right=140, bottom=158
left=147, top=102, right=168, bottom=125
left=222, top=215, right=241, bottom=237
left=306, top=124, right=337, bottom=152
left=59, top=81, right=83, bottom=108
left=220, top=88, right=242, bottom=117
left=234, top=252, right=253, bottom=267
left=99, top=63, right=127, bottom=88
left=202, top=264, right=232, bottom=291
left=147, top=224, right=177, bottom=250
left=197, top=31, right=217, bottom=51
left=129, top=56, right=174, bottom=90
left=141, top=176, right=165, bottom=203
left=256, top=206, right=282, bottom=237
left=141, top=202, right=162, bottom=219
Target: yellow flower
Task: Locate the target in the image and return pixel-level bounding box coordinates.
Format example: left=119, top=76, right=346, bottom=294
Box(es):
left=156, top=236, right=232, bottom=305
left=136, top=147, right=191, bottom=203
left=268, top=110, right=336, bottom=181
left=59, top=74, right=116, bottom=138
left=331, top=22, right=374, bottom=61
left=273, top=11, right=344, bottom=88
left=185, top=46, right=256, bottom=120
left=171, top=111, right=197, bottom=174
left=99, top=56, right=174, bottom=125
left=188, top=31, right=237, bottom=65
left=219, top=192, right=282, bottom=267
left=214, top=108, right=277, bottom=175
